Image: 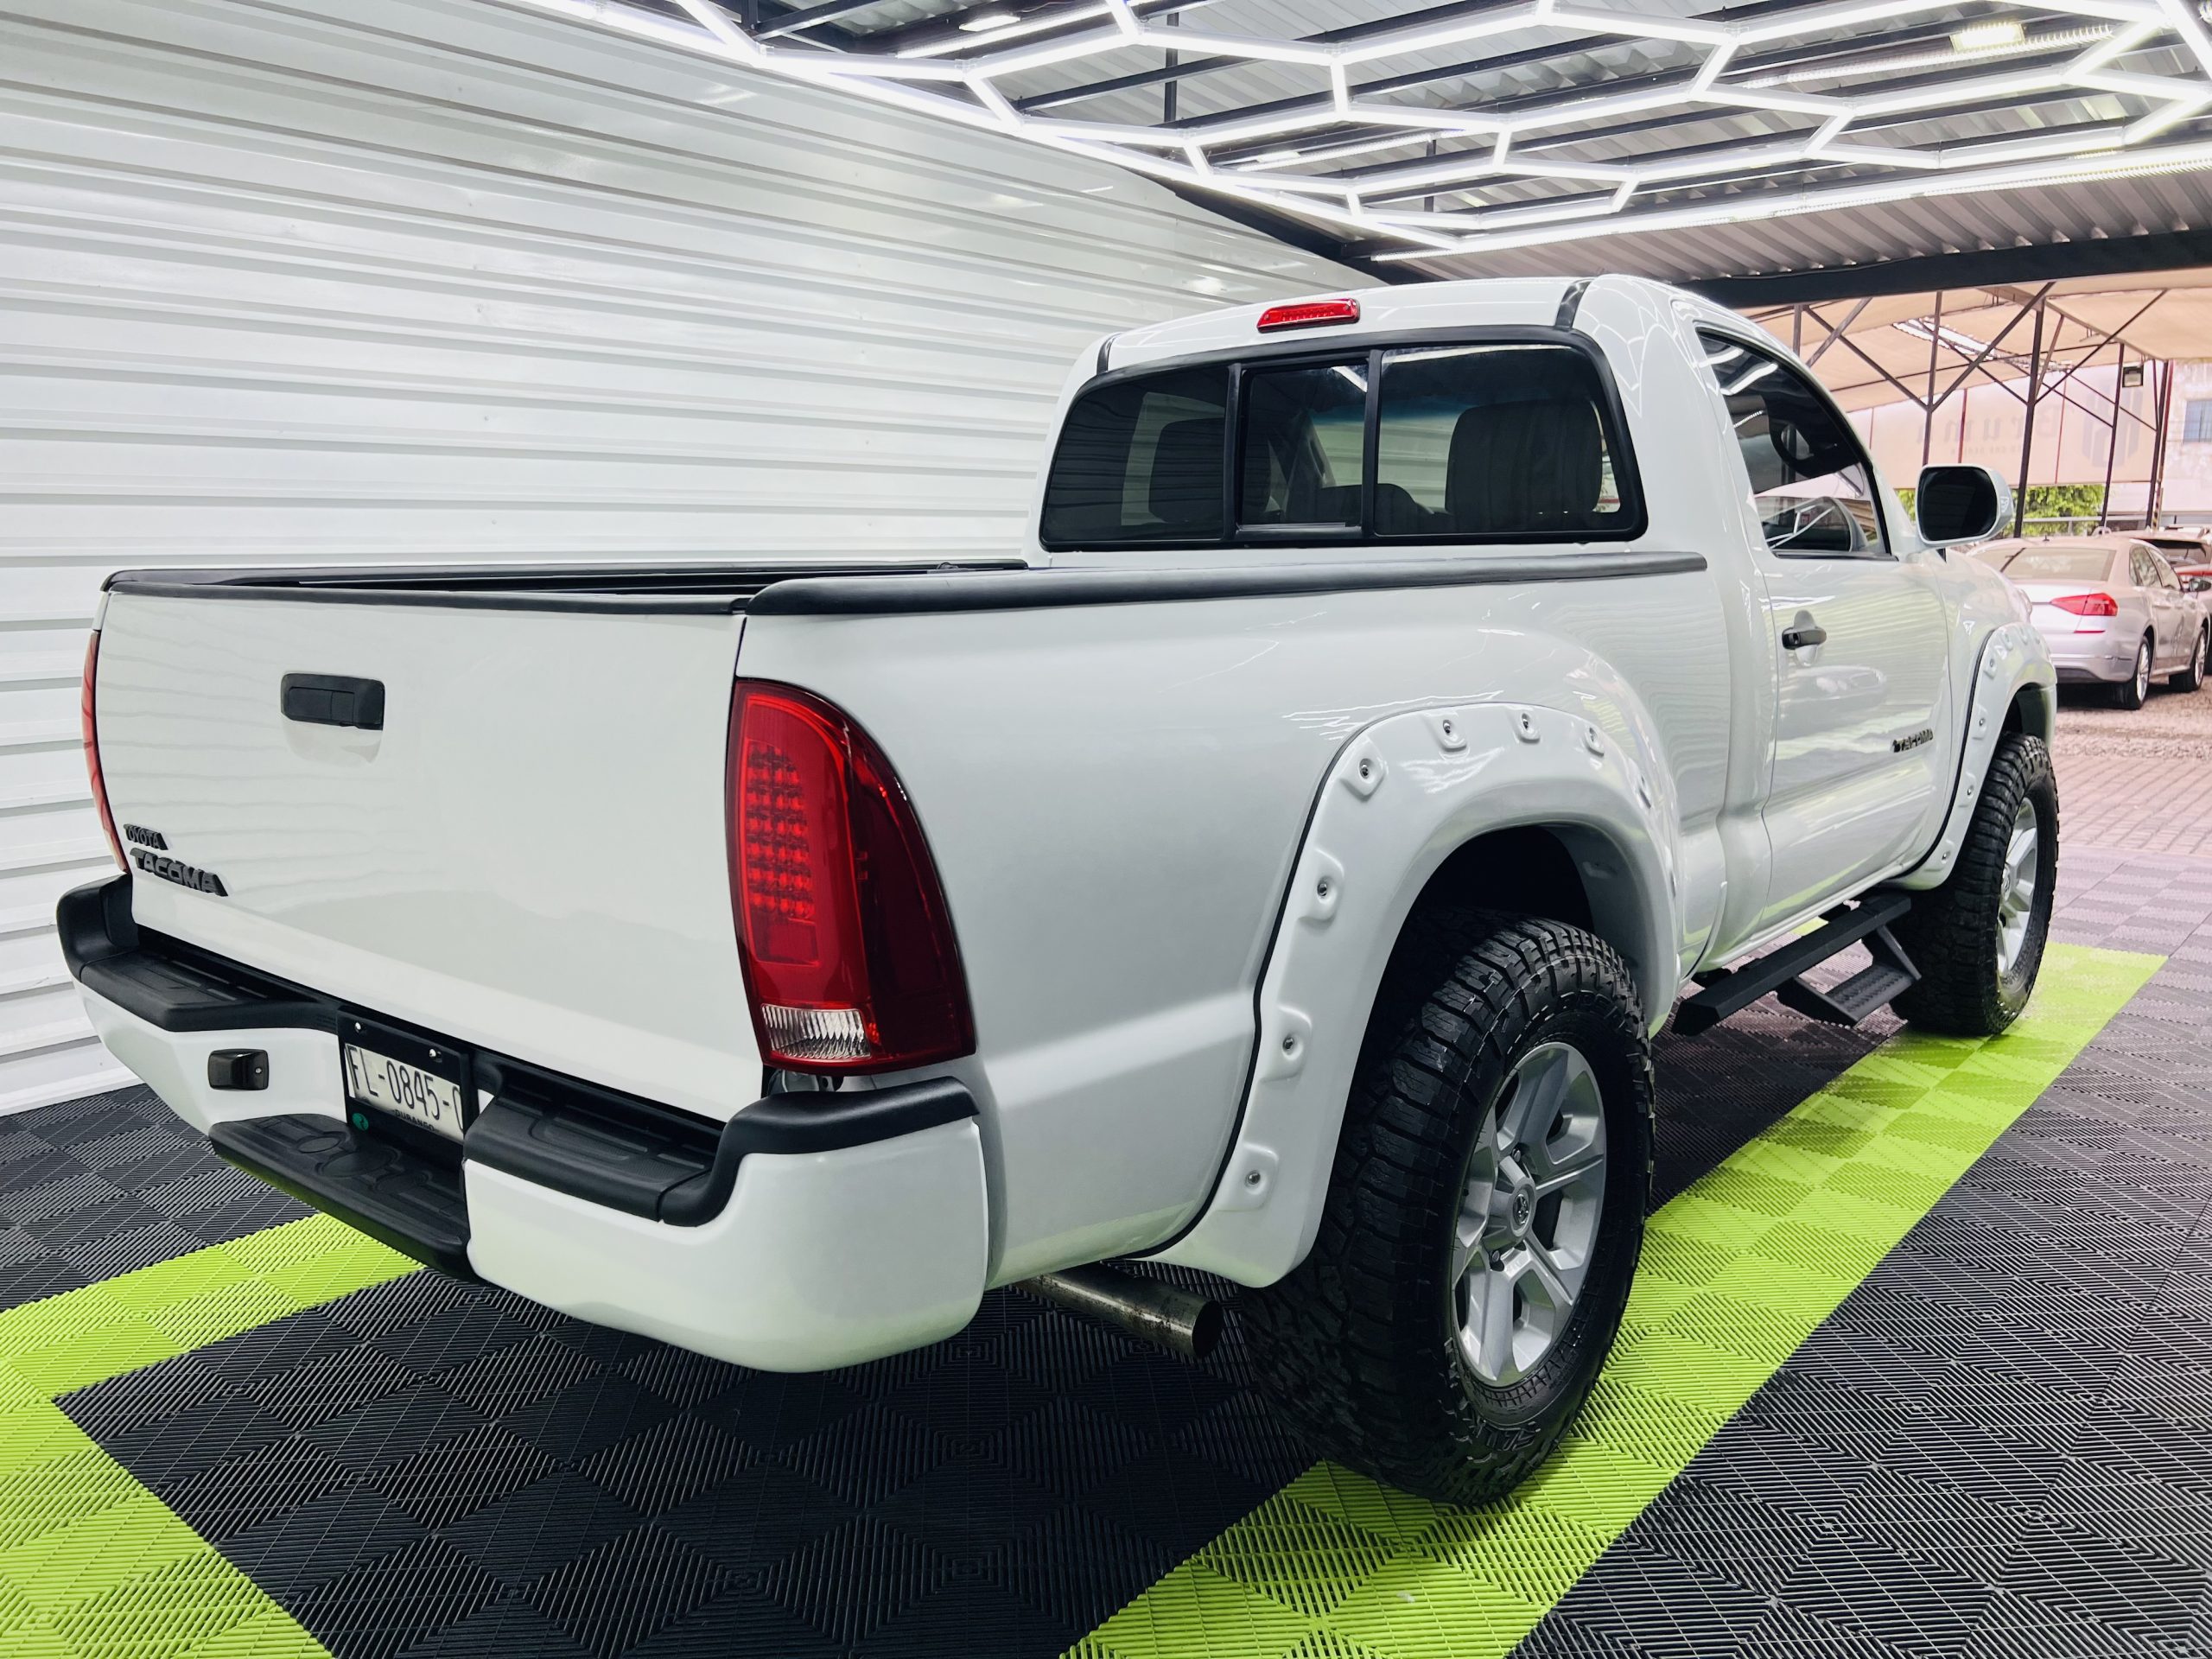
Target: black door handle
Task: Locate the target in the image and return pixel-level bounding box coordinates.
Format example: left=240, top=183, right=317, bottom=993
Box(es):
left=1781, top=625, right=1827, bottom=651
left=282, top=673, right=385, bottom=730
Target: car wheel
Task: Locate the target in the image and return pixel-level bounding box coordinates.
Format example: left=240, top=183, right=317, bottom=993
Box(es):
left=2171, top=625, right=2208, bottom=693
left=1241, top=908, right=1653, bottom=1506
left=1891, top=733, right=2059, bottom=1037
left=2114, top=634, right=2152, bottom=709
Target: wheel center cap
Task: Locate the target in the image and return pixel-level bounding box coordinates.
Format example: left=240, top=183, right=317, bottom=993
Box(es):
left=1495, top=1156, right=1537, bottom=1243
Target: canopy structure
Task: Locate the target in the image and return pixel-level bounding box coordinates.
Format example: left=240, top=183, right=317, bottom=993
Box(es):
left=1734, top=272, right=2212, bottom=523
left=515, top=0, right=2212, bottom=286
left=1739, top=273, right=2212, bottom=413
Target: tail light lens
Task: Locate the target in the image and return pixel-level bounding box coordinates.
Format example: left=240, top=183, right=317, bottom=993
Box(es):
left=2050, top=592, right=2120, bottom=628
left=727, top=682, right=973, bottom=1073
left=79, top=632, right=124, bottom=871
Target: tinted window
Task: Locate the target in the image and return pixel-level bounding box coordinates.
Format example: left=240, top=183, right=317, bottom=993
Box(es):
left=1999, top=547, right=2117, bottom=582
left=1700, top=332, right=1885, bottom=557
left=1038, top=337, right=1643, bottom=550
left=1239, top=362, right=1367, bottom=531
left=1374, top=345, right=1630, bottom=537
left=1040, top=365, right=1227, bottom=546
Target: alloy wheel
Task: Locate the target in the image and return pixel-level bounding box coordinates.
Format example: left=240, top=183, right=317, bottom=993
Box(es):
left=1997, top=797, right=2041, bottom=977
left=1451, top=1042, right=1608, bottom=1387
left=2135, top=640, right=2152, bottom=704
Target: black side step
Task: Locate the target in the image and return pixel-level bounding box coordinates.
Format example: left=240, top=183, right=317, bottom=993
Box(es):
left=211, top=1115, right=474, bottom=1278
left=1675, top=892, right=1917, bottom=1036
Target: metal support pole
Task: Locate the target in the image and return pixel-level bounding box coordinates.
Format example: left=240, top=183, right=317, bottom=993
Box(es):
left=2149, top=361, right=2173, bottom=525
left=2012, top=297, right=2045, bottom=536
left=2101, top=345, right=2125, bottom=530
left=1791, top=304, right=1802, bottom=357
left=1922, top=289, right=1942, bottom=469
left=1163, top=12, right=1178, bottom=123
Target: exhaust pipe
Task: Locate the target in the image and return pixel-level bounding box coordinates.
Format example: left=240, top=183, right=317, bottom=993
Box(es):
left=1019, top=1264, right=1224, bottom=1361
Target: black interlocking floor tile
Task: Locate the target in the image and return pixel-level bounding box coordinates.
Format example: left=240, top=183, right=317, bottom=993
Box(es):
left=442, top=1471, right=644, bottom=1586
left=362, top=1422, right=562, bottom=1530
left=393, top=1596, right=598, bottom=1659
left=619, top=1583, right=842, bottom=1659
left=288, top=1533, right=504, bottom=1659
left=220, top=1486, right=429, bottom=1599
left=529, top=1521, right=733, bottom=1656
left=764, top=1512, right=947, bottom=1649
left=577, top=1413, right=753, bottom=1518
left=162, top=1433, right=365, bottom=1544
left=658, top=1459, right=854, bottom=1571
left=0, top=1086, right=303, bottom=1311
left=499, top=1371, right=678, bottom=1466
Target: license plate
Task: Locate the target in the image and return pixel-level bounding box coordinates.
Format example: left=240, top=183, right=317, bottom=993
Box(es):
left=344, top=1044, right=467, bottom=1142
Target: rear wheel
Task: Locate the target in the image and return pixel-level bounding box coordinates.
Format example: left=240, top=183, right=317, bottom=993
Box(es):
left=1891, top=733, right=2058, bottom=1037
left=2171, top=625, right=2208, bottom=693
left=1242, top=910, right=1653, bottom=1506
left=2114, top=634, right=2153, bottom=709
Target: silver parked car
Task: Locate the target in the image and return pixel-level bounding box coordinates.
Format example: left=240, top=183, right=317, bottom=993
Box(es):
left=1970, top=537, right=2210, bottom=709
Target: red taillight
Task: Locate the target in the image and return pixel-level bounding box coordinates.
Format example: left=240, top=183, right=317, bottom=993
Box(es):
left=1256, top=297, right=1360, bottom=333
left=727, top=682, right=973, bottom=1074
left=79, top=632, right=124, bottom=871
left=2050, top=592, right=2120, bottom=628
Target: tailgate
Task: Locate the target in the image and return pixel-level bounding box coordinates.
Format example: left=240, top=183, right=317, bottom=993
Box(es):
left=92, top=589, right=755, bottom=1120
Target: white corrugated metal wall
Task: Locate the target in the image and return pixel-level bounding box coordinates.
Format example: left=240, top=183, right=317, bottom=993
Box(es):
left=0, top=0, right=1363, bottom=1113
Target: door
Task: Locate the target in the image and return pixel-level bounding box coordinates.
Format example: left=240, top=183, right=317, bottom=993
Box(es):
left=1698, top=333, right=1954, bottom=932
left=2139, top=545, right=2190, bottom=671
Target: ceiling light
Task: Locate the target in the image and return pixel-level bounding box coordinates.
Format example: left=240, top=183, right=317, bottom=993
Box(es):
left=1949, top=20, right=2026, bottom=52
left=1255, top=148, right=1302, bottom=164
left=958, top=9, right=1023, bottom=32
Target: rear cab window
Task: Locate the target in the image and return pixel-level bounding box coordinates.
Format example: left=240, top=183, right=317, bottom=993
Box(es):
left=1996, top=547, right=2118, bottom=582
left=1039, top=334, right=1643, bottom=551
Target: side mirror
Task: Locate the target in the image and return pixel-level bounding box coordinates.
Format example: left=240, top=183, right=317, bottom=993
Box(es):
left=2188, top=576, right=2212, bottom=594
left=1916, top=464, right=2012, bottom=547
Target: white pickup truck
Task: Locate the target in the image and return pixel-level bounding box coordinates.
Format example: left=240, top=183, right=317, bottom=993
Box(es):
left=64, top=276, right=2056, bottom=1504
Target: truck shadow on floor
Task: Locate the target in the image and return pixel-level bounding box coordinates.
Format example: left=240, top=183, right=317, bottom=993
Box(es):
left=35, top=998, right=1890, bottom=1659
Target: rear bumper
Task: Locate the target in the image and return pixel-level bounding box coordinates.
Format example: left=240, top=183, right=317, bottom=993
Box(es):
left=2034, top=624, right=2135, bottom=683
left=64, top=878, right=989, bottom=1371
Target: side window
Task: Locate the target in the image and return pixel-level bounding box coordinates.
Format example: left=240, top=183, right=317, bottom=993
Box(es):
left=1040, top=365, right=1228, bottom=547
left=1373, top=344, right=1633, bottom=537
left=1238, top=363, right=1367, bottom=531
left=1699, top=331, right=1887, bottom=558
left=2154, top=550, right=2182, bottom=591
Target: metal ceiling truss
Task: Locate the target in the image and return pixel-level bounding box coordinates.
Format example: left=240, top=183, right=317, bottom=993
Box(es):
left=512, top=0, right=2212, bottom=263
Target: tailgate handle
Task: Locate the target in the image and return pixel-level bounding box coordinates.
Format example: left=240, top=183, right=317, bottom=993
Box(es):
left=281, top=673, right=385, bottom=731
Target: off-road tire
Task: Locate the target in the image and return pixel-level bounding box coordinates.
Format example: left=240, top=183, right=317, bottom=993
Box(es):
left=1891, top=733, right=2058, bottom=1037
left=2171, top=625, right=2208, bottom=694
left=1241, top=909, right=1654, bottom=1507
left=2114, top=633, right=2153, bottom=709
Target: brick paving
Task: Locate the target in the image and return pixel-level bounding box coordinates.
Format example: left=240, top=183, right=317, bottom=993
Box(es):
left=2050, top=679, right=2212, bottom=861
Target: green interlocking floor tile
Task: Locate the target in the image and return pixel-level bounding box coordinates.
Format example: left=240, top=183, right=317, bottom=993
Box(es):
left=1326, top=1550, right=1548, bottom=1659
left=1068, top=943, right=2159, bottom=1659
left=1197, top=1491, right=1399, bottom=1620
left=0, top=1212, right=414, bottom=1659
left=1086, top=1561, right=1319, bottom=1659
